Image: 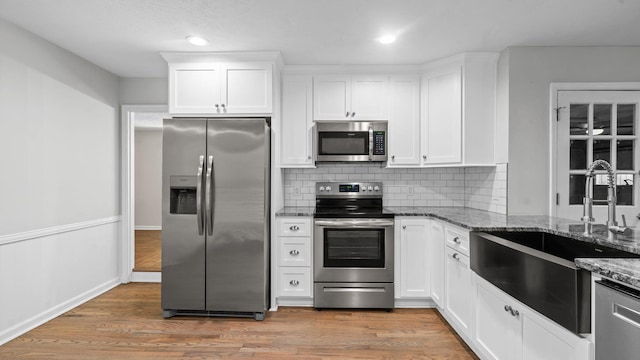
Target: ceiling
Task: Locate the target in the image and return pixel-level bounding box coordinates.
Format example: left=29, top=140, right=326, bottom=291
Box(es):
left=1, top=0, right=640, bottom=78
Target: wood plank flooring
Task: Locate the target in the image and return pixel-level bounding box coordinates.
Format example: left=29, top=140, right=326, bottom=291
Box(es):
left=0, top=283, right=479, bottom=359
left=134, top=230, right=161, bottom=272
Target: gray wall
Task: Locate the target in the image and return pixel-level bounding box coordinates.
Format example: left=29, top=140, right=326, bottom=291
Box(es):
left=119, top=77, right=168, bottom=105
left=504, top=46, right=640, bottom=215
left=134, top=128, right=162, bottom=228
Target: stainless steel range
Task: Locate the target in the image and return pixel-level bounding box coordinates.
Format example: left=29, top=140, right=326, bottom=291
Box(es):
left=313, top=182, right=394, bottom=309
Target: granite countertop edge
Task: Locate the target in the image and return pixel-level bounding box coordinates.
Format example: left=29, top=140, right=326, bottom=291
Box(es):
left=276, top=206, right=640, bottom=288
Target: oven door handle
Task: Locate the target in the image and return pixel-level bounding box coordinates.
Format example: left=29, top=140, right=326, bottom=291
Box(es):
left=314, top=219, right=394, bottom=227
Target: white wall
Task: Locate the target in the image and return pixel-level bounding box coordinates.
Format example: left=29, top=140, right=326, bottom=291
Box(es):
left=503, top=47, right=640, bottom=215
left=134, top=128, right=162, bottom=229
left=0, top=19, right=121, bottom=344
left=119, top=77, right=168, bottom=105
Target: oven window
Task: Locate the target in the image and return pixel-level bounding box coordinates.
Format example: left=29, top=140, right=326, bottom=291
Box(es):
left=318, top=132, right=368, bottom=155
left=323, top=229, right=385, bottom=268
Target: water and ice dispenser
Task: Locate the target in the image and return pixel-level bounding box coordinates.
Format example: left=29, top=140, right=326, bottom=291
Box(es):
left=169, top=176, right=198, bottom=214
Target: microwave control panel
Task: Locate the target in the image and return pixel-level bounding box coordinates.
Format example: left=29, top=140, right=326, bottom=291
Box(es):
left=373, top=132, right=385, bottom=155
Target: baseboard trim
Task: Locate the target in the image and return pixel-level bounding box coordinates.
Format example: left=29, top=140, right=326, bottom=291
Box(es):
left=0, top=277, right=120, bottom=346
left=131, top=271, right=161, bottom=283
left=394, top=298, right=436, bottom=308
left=0, top=216, right=121, bottom=246
left=134, top=226, right=161, bottom=231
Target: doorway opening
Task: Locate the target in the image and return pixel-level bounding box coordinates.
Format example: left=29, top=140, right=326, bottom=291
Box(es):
left=121, top=105, right=168, bottom=282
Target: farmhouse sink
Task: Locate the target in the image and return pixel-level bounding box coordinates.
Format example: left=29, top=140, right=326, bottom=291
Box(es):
left=470, top=231, right=639, bottom=334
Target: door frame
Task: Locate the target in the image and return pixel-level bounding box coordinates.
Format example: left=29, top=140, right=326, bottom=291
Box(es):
left=120, top=104, right=168, bottom=283
left=549, top=82, right=640, bottom=217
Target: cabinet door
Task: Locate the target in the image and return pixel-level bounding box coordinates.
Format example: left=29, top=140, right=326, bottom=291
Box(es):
left=388, top=76, right=421, bottom=166
left=351, top=76, right=389, bottom=120
left=313, top=76, right=351, bottom=120
left=474, top=276, right=522, bottom=360
left=220, top=62, right=272, bottom=114
left=169, top=62, right=221, bottom=114
left=445, top=246, right=472, bottom=337
left=522, top=308, right=591, bottom=360
left=429, top=220, right=445, bottom=308
left=421, top=67, right=462, bottom=164
left=281, top=75, right=314, bottom=166
left=397, top=218, right=430, bottom=298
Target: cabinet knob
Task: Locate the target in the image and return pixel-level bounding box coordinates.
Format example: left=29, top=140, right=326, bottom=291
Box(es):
left=346, top=112, right=350, bottom=117
left=402, top=225, right=407, bottom=230
left=289, top=225, right=300, bottom=231
left=351, top=112, right=356, bottom=117
left=289, top=280, right=299, bottom=286
left=453, top=237, right=461, bottom=244
left=289, top=249, right=300, bottom=256
left=504, top=305, right=511, bottom=312
left=221, top=104, right=226, bottom=108
left=391, top=155, right=395, bottom=160
left=215, top=104, right=219, bottom=108
left=423, top=155, right=427, bottom=160
left=307, top=156, right=311, bottom=160
left=452, top=253, right=461, bottom=261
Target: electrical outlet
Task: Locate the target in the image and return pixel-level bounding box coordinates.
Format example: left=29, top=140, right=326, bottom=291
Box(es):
left=407, top=185, right=414, bottom=195
left=294, top=186, right=301, bottom=195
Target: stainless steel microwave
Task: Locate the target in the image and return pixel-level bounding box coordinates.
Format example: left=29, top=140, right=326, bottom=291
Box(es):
left=314, top=121, right=388, bottom=162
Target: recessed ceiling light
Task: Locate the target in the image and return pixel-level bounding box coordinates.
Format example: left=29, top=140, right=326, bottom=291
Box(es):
left=186, top=35, right=209, bottom=47
left=377, top=35, right=396, bottom=44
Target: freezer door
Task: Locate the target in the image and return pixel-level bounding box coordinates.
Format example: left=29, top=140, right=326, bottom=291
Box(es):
left=205, top=119, right=270, bottom=313
left=161, top=118, right=207, bottom=311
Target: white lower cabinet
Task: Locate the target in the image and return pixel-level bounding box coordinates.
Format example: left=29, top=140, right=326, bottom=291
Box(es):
left=429, top=220, right=445, bottom=308
left=395, top=218, right=430, bottom=303
left=276, top=217, right=313, bottom=306
left=473, top=274, right=592, bottom=360
left=444, top=244, right=473, bottom=338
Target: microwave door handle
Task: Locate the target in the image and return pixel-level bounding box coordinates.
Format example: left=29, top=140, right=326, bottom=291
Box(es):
left=368, top=126, right=374, bottom=161
left=196, top=155, right=205, bottom=235
left=205, top=155, right=214, bottom=236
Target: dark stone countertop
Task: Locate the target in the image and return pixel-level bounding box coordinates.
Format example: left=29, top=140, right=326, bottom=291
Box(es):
left=575, top=258, right=640, bottom=289
left=276, top=205, right=640, bottom=287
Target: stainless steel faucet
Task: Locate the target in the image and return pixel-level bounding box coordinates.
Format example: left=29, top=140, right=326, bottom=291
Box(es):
left=582, top=160, right=631, bottom=239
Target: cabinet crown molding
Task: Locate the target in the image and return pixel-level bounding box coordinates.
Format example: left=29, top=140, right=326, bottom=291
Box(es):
left=161, top=51, right=284, bottom=68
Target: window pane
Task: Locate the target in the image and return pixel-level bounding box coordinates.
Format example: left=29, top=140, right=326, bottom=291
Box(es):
left=593, top=139, right=611, bottom=163
left=570, top=140, right=587, bottom=170
left=617, top=140, right=634, bottom=170
left=593, top=174, right=609, bottom=202
left=569, top=174, right=586, bottom=205
left=570, top=104, right=589, bottom=135
left=616, top=174, right=634, bottom=205
left=617, top=104, right=635, bottom=135
left=593, top=104, right=612, bottom=135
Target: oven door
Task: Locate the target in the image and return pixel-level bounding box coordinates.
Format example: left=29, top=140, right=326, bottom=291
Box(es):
left=314, top=218, right=394, bottom=283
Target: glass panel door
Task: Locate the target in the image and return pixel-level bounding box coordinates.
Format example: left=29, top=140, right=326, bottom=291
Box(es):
left=556, top=91, right=640, bottom=225
left=323, top=228, right=385, bottom=268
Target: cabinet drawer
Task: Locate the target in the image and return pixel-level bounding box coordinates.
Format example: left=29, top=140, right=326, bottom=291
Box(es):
left=445, top=246, right=470, bottom=268
left=445, top=226, right=470, bottom=256
left=280, top=237, right=311, bottom=267
left=278, top=267, right=312, bottom=298
left=278, top=218, right=311, bottom=237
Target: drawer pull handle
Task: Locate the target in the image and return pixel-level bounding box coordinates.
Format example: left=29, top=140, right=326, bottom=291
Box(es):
left=289, top=225, right=300, bottom=231
left=453, top=237, right=461, bottom=244
left=504, top=305, right=519, bottom=317
left=452, top=253, right=461, bottom=261
left=289, top=249, right=300, bottom=256
left=289, top=280, right=299, bottom=286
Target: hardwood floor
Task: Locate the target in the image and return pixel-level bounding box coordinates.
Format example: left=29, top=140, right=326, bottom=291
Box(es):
left=134, top=230, right=161, bottom=272
left=0, top=283, right=479, bottom=359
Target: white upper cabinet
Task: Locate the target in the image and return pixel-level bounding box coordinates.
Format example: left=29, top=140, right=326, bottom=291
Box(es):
left=419, top=53, right=498, bottom=166
left=388, top=76, right=421, bottom=166
left=421, top=66, right=462, bottom=164
left=280, top=75, right=314, bottom=167
left=163, top=52, right=278, bottom=116
left=313, top=75, right=388, bottom=120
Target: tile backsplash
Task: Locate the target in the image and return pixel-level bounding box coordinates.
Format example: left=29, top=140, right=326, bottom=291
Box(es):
left=283, top=163, right=507, bottom=214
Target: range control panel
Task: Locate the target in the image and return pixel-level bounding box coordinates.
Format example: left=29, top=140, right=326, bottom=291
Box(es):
left=316, top=182, right=383, bottom=197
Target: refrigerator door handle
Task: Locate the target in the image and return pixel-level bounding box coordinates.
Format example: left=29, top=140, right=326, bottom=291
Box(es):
left=205, top=155, right=214, bottom=236
left=196, top=155, right=205, bottom=235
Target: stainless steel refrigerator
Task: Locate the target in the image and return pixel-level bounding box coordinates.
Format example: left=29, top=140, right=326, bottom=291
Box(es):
left=161, top=118, right=270, bottom=320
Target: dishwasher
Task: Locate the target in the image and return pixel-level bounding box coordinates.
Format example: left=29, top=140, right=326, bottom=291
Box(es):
left=595, top=280, right=640, bottom=360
